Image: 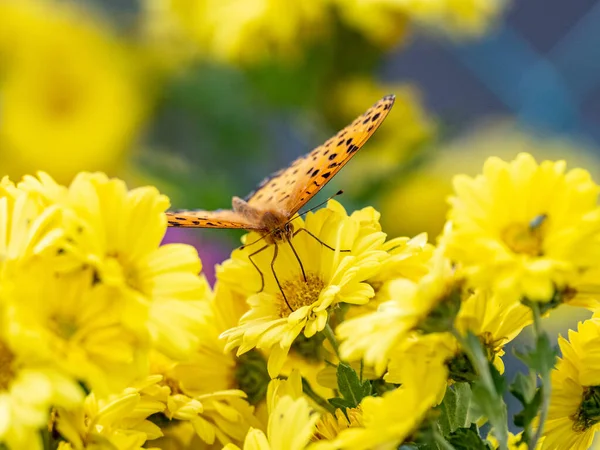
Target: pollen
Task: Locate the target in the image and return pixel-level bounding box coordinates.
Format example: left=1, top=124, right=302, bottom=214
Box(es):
left=278, top=273, right=325, bottom=317
left=501, top=218, right=546, bottom=256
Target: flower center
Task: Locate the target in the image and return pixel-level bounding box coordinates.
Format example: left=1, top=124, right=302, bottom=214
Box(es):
left=447, top=332, right=502, bottom=383
left=417, top=284, right=462, bottom=334
left=161, top=375, right=183, bottom=396
left=234, top=350, right=270, bottom=405
left=0, top=340, right=15, bottom=391
left=571, top=386, right=600, bottom=432
left=278, top=273, right=325, bottom=317
left=50, top=314, right=79, bottom=340
left=501, top=215, right=547, bottom=256
left=313, top=407, right=363, bottom=441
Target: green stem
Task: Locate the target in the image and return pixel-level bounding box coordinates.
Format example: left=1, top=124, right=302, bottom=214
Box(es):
left=433, top=430, right=456, bottom=450
left=452, top=329, right=509, bottom=450
left=530, top=303, right=551, bottom=449
left=302, top=377, right=336, bottom=414
left=323, top=322, right=340, bottom=359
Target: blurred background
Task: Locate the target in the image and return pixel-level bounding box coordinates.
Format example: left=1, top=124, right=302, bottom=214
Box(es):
left=1, top=0, right=599, bottom=413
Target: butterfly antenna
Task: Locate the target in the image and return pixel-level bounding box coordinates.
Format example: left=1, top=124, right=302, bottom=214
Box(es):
left=284, top=190, right=344, bottom=227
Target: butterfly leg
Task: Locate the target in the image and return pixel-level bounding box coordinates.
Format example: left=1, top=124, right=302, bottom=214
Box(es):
left=248, top=244, right=269, bottom=293
left=292, top=228, right=351, bottom=253
left=286, top=236, right=307, bottom=282
left=270, top=243, right=294, bottom=312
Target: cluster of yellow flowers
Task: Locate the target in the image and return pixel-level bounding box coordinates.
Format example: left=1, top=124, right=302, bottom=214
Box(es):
left=2, top=152, right=600, bottom=450
left=145, top=0, right=506, bottom=65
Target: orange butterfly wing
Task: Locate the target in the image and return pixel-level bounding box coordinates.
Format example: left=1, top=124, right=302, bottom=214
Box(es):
left=245, top=95, right=395, bottom=215
left=166, top=209, right=261, bottom=229
left=166, top=95, right=394, bottom=229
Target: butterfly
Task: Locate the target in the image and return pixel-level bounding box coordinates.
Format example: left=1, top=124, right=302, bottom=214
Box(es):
left=167, top=95, right=395, bottom=307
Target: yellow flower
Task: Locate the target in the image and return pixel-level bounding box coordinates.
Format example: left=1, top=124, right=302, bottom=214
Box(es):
left=225, top=372, right=320, bottom=450
left=384, top=289, right=531, bottom=394
left=395, top=0, right=505, bottom=38
left=0, top=334, right=83, bottom=450
left=321, top=358, right=445, bottom=450
left=445, top=153, right=600, bottom=304
left=146, top=348, right=261, bottom=448
left=541, top=319, right=600, bottom=450
left=54, top=376, right=166, bottom=450
left=5, top=266, right=149, bottom=396
left=0, top=2, right=151, bottom=184
left=453, top=289, right=533, bottom=375
left=330, top=0, right=409, bottom=47
left=220, top=200, right=387, bottom=377
left=313, top=407, right=363, bottom=441
left=144, top=0, right=328, bottom=65
left=19, top=171, right=210, bottom=360
left=337, top=247, right=459, bottom=375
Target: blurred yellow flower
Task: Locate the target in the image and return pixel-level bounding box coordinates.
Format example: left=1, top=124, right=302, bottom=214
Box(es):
left=330, top=0, right=409, bottom=47
left=220, top=200, right=387, bottom=377
left=452, top=289, right=532, bottom=375
left=337, top=247, right=458, bottom=375
left=6, top=267, right=149, bottom=396
left=395, top=0, right=505, bottom=37
left=20, top=172, right=209, bottom=360
left=445, top=153, right=600, bottom=305
left=541, top=319, right=600, bottom=450
left=0, top=335, right=83, bottom=450
left=144, top=0, right=328, bottom=65
left=0, top=1, right=151, bottom=184
left=54, top=376, right=166, bottom=450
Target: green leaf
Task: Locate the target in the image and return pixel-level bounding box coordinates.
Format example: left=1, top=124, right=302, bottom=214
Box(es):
left=335, top=362, right=371, bottom=408
left=509, top=372, right=542, bottom=444
left=328, top=397, right=355, bottom=410
left=514, top=334, right=558, bottom=375
left=462, top=332, right=508, bottom=449
left=436, top=383, right=473, bottom=436
left=509, top=372, right=536, bottom=406
left=446, top=425, right=492, bottom=450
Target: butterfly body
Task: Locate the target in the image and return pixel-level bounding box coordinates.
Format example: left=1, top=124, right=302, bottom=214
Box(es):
left=166, top=94, right=396, bottom=239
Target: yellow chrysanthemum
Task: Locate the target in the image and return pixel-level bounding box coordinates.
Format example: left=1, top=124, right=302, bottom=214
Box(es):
left=540, top=319, right=600, bottom=450
left=313, top=407, right=363, bottom=442
left=445, top=153, right=600, bottom=305
left=54, top=376, right=166, bottom=450
left=320, top=357, right=446, bottom=450
left=0, top=1, right=150, bottom=184
left=225, top=372, right=319, bottom=450
left=384, top=289, right=531, bottom=396
left=220, top=200, right=387, bottom=377
left=453, top=289, right=532, bottom=375
left=144, top=0, right=328, bottom=65
left=19, top=171, right=209, bottom=359
left=0, top=331, right=83, bottom=450
left=337, top=247, right=458, bottom=375
left=5, top=266, right=148, bottom=396
left=146, top=350, right=260, bottom=447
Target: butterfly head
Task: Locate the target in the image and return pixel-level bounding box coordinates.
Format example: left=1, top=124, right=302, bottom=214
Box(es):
left=261, top=210, right=294, bottom=244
